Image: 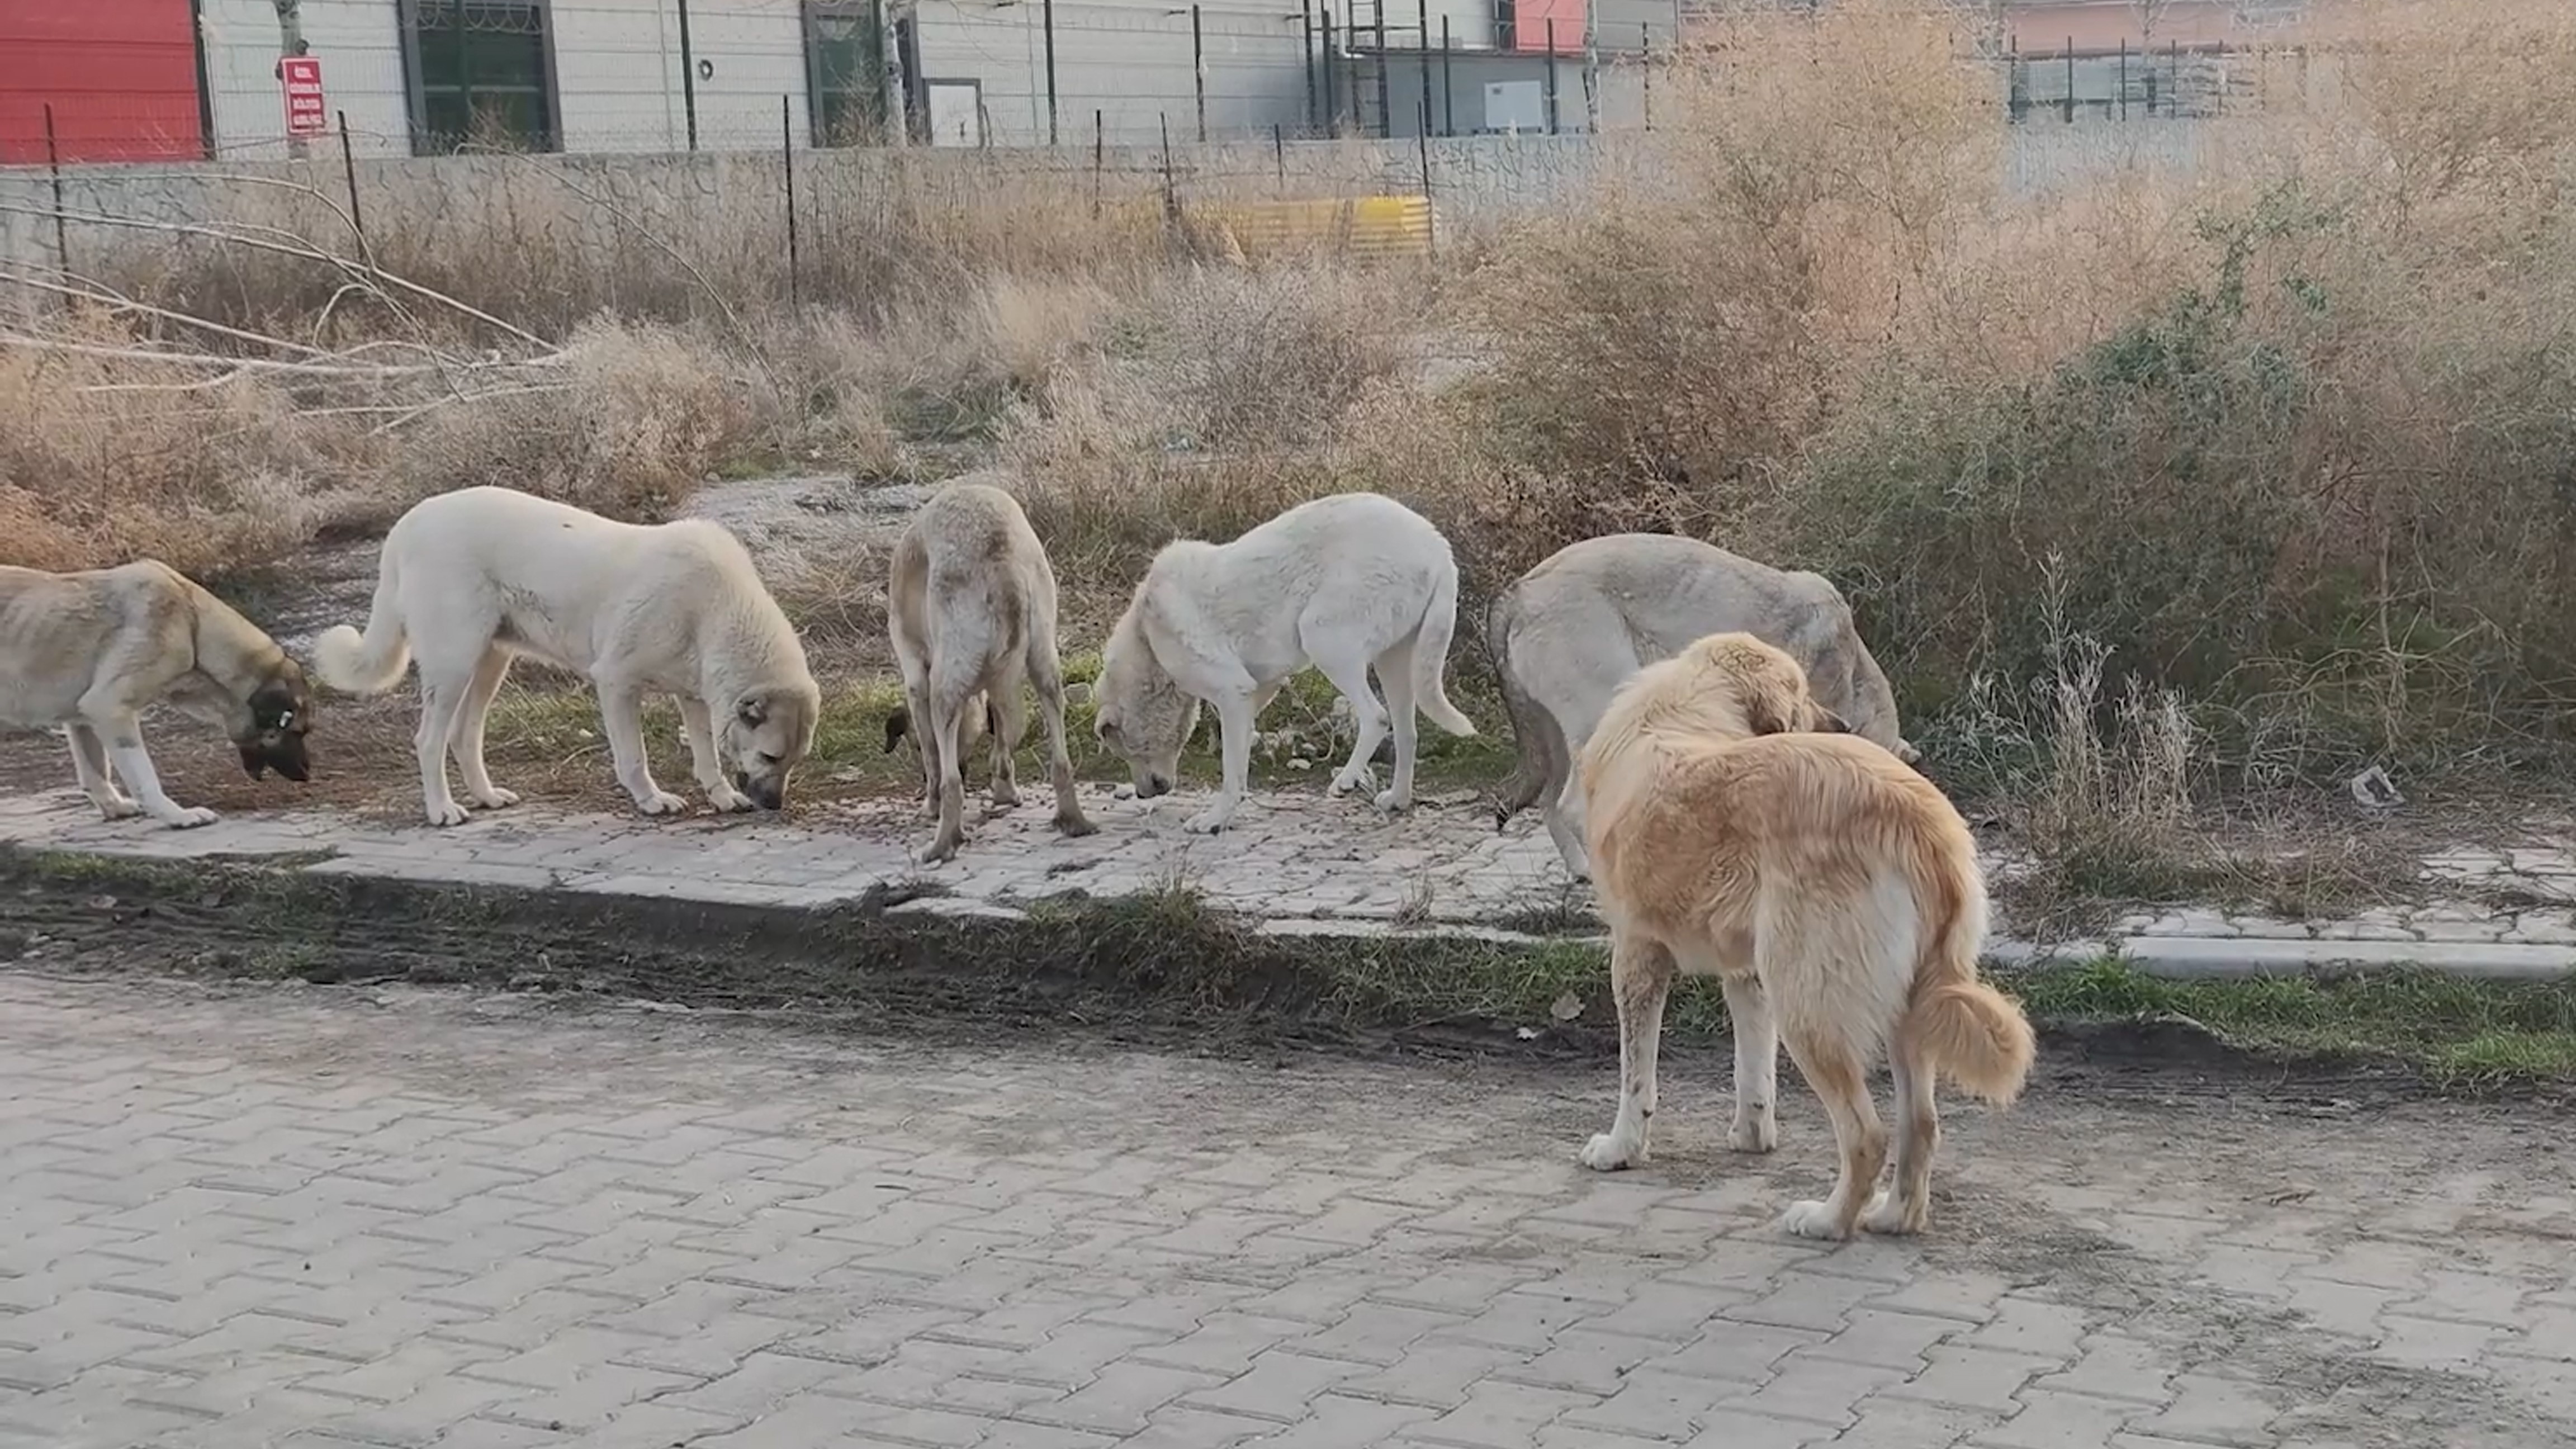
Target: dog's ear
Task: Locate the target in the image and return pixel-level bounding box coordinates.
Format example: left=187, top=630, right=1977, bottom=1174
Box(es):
left=737, top=696, right=768, bottom=727
left=1742, top=684, right=1808, bottom=737
left=1813, top=704, right=1853, bottom=735
left=1096, top=717, right=1123, bottom=748
left=883, top=709, right=910, bottom=754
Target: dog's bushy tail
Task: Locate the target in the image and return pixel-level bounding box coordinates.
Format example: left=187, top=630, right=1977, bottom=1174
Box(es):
left=1901, top=856, right=2035, bottom=1105
left=312, top=552, right=412, bottom=695
left=1486, top=586, right=1555, bottom=825
left=1414, top=558, right=1478, bottom=738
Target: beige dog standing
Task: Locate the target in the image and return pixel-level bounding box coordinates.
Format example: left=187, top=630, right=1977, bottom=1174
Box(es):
left=1577, top=632, right=2033, bottom=1242
left=1490, top=534, right=1915, bottom=880
left=0, top=561, right=314, bottom=827
left=886, top=481, right=1095, bottom=864
left=315, top=486, right=818, bottom=825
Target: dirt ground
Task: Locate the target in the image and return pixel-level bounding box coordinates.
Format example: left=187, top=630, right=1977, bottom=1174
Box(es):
left=1, top=965, right=2570, bottom=1447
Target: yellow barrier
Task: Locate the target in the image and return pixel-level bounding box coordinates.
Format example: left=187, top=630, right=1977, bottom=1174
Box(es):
left=1182, top=194, right=1436, bottom=261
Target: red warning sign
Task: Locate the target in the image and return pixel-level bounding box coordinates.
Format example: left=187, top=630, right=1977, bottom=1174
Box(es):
left=280, top=56, right=328, bottom=137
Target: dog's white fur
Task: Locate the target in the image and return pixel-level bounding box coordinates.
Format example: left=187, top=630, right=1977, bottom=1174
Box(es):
left=887, top=481, right=1096, bottom=864
left=0, top=561, right=314, bottom=827
left=1092, top=491, right=1477, bottom=835
left=1578, top=632, right=2033, bottom=1242
left=313, top=486, right=820, bottom=826
left=1490, top=534, right=1915, bottom=880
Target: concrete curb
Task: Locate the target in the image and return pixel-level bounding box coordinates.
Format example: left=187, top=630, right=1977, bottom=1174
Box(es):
left=4, top=792, right=2572, bottom=984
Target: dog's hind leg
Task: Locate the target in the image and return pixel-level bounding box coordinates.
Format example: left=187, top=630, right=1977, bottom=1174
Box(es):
left=1722, top=974, right=1781, bottom=1153
left=893, top=641, right=939, bottom=817
left=679, top=696, right=752, bottom=812
left=1029, top=640, right=1096, bottom=839
left=64, top=723, right=139, bottom=821
left=449, top=648, right=521, bottom=811
left=596, top=681, right=686, bottom=816
left=1580, top=931, right=1675, bottom=1171
left=918, top=688, right=972, bottom=864
left=1862, top=1030, right=1939, bottom=1236
left=86, top=711, right=216, bottom=829
left=986, top=669, right=1025, bottom=811
left=1372, top=638, right=1421, bottom=815
left=1776, top=1029, right=1889, bottom=1243
left=1310, top=646, right=1388, bottom=801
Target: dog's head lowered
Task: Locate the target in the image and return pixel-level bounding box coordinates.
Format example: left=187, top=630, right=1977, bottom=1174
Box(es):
left=1092, top=608, right=1197, bottom=800
left=233, top=660, right=315, bottom=783
left=1583, top=632, right=1848, bottom=782
left=882, top=699, right=998, bottom=756
left=726, top=684, right=819, bottom=811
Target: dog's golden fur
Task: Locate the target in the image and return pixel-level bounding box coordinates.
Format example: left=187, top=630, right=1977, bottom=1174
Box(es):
left=1576, top=632, right=2034, bottom=1242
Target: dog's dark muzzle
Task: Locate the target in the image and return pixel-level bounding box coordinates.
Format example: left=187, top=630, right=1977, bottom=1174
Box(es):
left=1135, top=773, right=1173, bottom=800
left=241, top=735, right=312, bottom=783
left=735, top=771, right=786, bottom=811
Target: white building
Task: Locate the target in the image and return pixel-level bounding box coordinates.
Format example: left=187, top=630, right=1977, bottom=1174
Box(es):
left=176, top=0, right=1661, bottom=157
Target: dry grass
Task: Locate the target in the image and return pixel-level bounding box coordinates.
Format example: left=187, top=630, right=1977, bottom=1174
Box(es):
left=3, top=0, right=2573, bottom=913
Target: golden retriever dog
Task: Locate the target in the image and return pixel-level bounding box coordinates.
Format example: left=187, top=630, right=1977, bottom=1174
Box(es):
left=1576, top=632, right=2034, bottom=1241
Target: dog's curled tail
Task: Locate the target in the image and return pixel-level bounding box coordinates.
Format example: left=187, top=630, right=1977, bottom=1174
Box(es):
left=312, top=555, right=412, bottom=696
left=1902, top=862, right=2035, bottom=1106
left=1485, top=587, right=1552, bottom=826
left=1414, top=557, right=1479, bottom=738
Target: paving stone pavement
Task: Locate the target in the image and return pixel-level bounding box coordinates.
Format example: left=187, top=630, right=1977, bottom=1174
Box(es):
left=6, top=788, right=2576, bottom=978
left=2, top=971, right=2572, bottom=1449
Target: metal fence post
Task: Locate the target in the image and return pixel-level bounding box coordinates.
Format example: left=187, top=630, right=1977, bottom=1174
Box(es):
left=336, top=110, right=369, bottom=263
left=1545, top=17, right=1560, bottom=135
left=1192, top=5, right=1208, bottom=142
left=42, top=103, right=69, bottom=280
left=782, top=96, right=801, bottom=307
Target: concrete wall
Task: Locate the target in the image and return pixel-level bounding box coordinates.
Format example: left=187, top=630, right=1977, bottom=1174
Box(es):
left=0, top=121, right=2233, bottom=283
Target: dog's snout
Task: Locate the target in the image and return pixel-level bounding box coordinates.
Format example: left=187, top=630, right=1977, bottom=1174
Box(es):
left=750, top=781, right=784, bottom=811
left=1137, top=774, right=1172, bottom=800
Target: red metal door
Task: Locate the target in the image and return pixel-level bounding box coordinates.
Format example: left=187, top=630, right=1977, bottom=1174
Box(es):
left=0, top=0, right=207, bottom=163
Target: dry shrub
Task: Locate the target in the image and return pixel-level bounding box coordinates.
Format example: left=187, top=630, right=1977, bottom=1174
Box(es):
left=1466, top=0, right=2576, bottom=779
left=399, top=315, right=760, bottom=518
left=0, top=314, right=371, bottom=574
left=1469, top=0, right=1995, bottom=536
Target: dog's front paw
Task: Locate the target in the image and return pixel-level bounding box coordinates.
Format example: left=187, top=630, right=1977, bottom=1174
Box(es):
left=637, top=790, right=690, bottom=816
left=1579, top=1133, right=1644, bottom=1172
left=1859, top=1190, right=1924, bottom=1237
left=1372, top=786, right=1412, bottom=815
left=156, top=806, right=220, bottom=830
left=1728, top=1112, right=1778, bottom=1154
left=706, top=783, right=754, bottom=813
left=469, top=786, right=520, bottom=809
left=424, top=799, right=470, bottom=827
left=1055, top=813, right=1100, bottom=839
left=916, top=836, right=960, bottom=866
left=1329, top=766, right=1376, bottom=796
left=93, top=797, right=141, bottom=822
left=1779, top=1199, right=1850, bottom=1242
left=1182, top=807, right=1233, bottom=835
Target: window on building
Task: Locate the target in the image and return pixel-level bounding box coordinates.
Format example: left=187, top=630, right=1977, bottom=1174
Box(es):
left=806, top=1, right=889, bottom=146
left=409, top=1, right=555, bottom=153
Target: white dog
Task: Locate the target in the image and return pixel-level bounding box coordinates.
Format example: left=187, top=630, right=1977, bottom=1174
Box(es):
left=883, top=481, right=1096, bottom=864
left=1092, top=491, right=1477, bottom=835
left=1489, top=533, right=1916, bottom=879
left=314, top=486, right=820, bottom=826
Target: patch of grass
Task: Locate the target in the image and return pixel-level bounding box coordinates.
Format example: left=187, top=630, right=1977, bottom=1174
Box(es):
left=8, top=846, right=2573, bottom=1086
left=2009, top=958, right=2576, bottom=1086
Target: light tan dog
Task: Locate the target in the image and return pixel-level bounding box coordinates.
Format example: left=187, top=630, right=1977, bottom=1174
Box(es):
left=1489, top=534, right=1915, bottom=880
left=886, top=481, right=1095, bottom=864
left=1577, top=632, right=2033, bottom=1242
left=0, top=561, right=314, bottom=827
